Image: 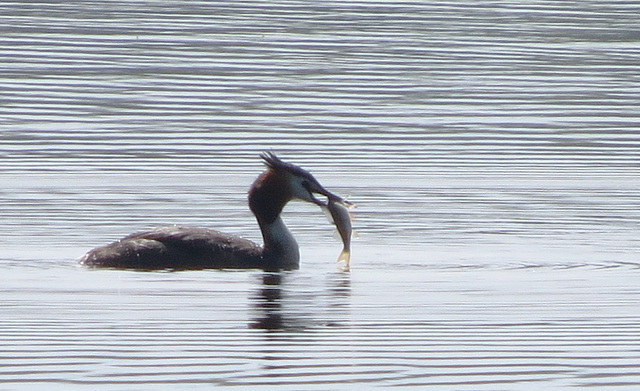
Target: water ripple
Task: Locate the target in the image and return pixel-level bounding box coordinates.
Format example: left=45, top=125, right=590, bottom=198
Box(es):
left=1, top=1, right=640, bottom=389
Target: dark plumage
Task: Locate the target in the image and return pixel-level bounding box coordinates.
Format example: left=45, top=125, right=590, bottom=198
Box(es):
left=79, top=226, right=263, bottom=270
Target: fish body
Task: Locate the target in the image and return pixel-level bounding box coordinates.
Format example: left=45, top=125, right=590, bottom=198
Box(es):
left=325, top=200, right=353, bottom=268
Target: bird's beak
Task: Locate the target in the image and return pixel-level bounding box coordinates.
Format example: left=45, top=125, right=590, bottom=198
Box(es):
left=306, top=182, right=352, bottom=208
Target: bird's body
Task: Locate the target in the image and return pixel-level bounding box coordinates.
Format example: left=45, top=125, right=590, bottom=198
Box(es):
left=78, top=153, right=347, bottom=271
left=79, top=226, right=263, bottom=270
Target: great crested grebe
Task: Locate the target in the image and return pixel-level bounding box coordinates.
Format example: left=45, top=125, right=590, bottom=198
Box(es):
left=78, top=152, right=348, bottom=270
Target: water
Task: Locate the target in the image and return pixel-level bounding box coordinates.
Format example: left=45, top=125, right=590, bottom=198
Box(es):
left=1, top=1, right=640, bottom=389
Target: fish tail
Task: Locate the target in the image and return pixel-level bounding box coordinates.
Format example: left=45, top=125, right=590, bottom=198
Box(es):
left=337, top=249, right=350, bottom=265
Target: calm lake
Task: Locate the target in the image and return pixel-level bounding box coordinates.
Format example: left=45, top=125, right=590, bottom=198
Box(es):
left=1, top=1, right=639, bottom=389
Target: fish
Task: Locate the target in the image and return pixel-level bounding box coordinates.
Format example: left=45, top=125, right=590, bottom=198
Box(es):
left=324, top=200, right=355, bottom=269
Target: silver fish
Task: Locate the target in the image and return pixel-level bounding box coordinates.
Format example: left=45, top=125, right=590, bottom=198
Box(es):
left=324, top=200, right=354, bottom=268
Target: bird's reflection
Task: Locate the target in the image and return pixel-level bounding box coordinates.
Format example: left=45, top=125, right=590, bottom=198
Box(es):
left=250, top=272, right=285, bottom=330
left=250, top=270, right=351, bottom=331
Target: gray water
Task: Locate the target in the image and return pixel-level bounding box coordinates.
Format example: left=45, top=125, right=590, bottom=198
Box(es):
left=1, top=1, right=640, bottom=389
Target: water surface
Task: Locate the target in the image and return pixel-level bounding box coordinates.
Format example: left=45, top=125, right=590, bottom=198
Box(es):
left=1, top=1, right=639, bottom=389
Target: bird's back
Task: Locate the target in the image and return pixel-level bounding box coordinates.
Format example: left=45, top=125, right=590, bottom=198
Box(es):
left=79, top=226, right=263, bottom=270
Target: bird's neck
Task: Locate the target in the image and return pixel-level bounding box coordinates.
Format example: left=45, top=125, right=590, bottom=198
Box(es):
left=259, top=216, right=299, bottom=270
left=248, top=170, right=299, bottom=270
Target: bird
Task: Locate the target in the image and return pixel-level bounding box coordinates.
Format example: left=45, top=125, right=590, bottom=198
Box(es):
left=78, top=152, right=347, bottom=271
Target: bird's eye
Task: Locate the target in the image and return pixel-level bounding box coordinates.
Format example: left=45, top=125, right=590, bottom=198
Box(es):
left=301, top=180, right=310, bottom=190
